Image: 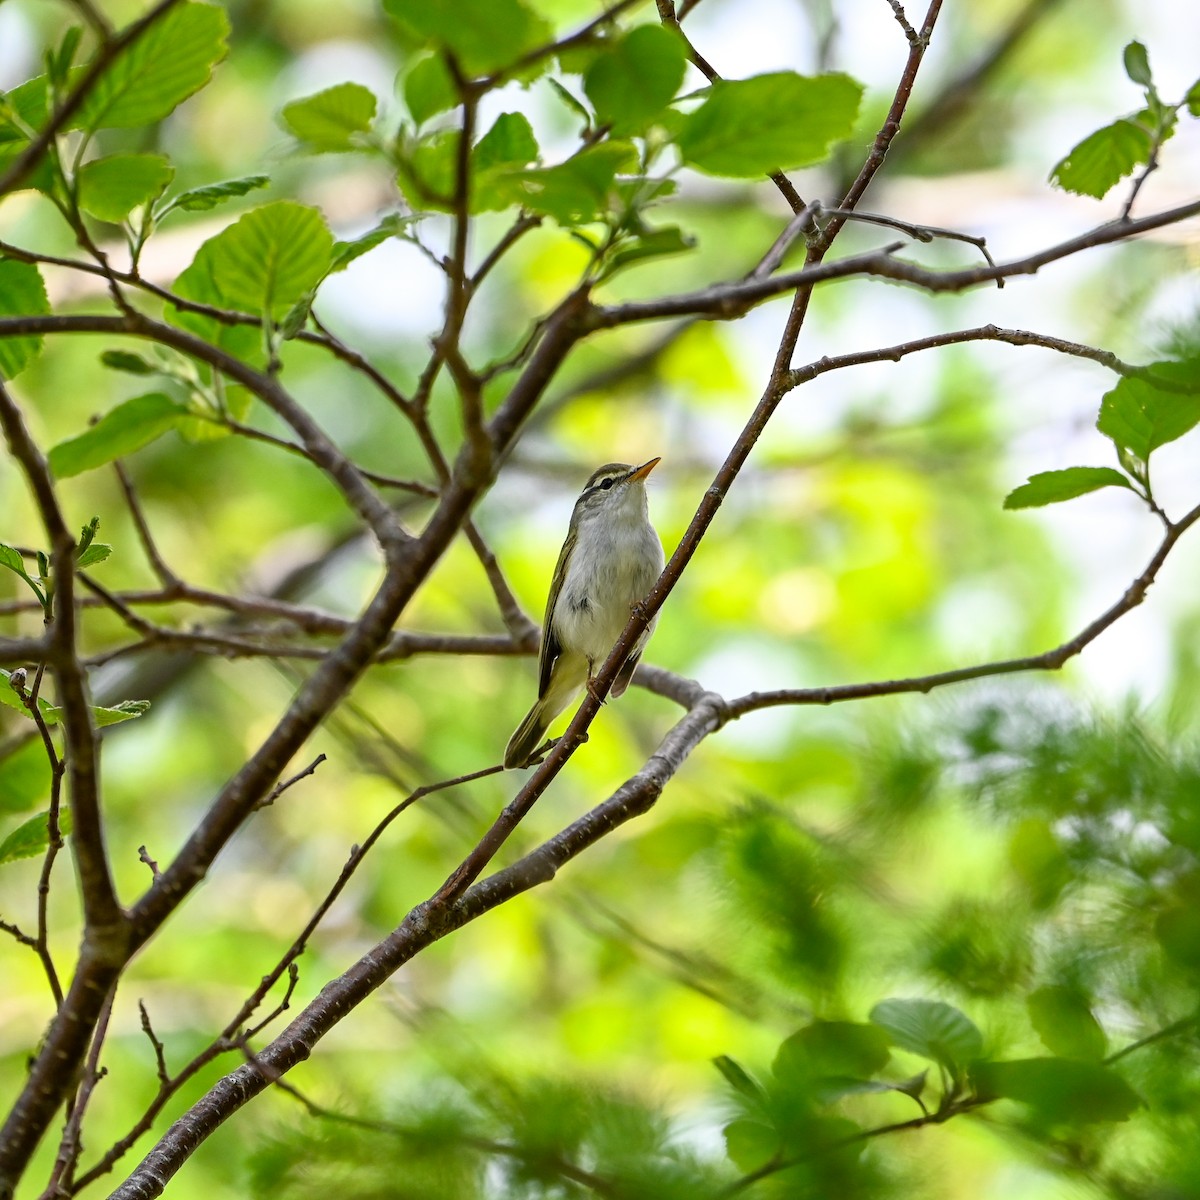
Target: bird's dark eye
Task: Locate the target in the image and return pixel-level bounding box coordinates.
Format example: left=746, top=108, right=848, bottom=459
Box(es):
left=600, top=478, right=614, bottom=490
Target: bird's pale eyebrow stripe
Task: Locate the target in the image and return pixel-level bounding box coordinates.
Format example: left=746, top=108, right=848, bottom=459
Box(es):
left=580, top=471, right=626, bottom=499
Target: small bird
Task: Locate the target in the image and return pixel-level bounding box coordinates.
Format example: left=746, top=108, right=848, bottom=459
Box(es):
left=504, top=458, right=665, bottom=770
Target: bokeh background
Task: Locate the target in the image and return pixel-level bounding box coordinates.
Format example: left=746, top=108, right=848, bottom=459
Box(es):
left=3, top=0, right=1200, bottom=1196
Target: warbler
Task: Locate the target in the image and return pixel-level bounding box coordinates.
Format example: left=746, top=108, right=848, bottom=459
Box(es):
left=504, top=458, right=664, bottom=769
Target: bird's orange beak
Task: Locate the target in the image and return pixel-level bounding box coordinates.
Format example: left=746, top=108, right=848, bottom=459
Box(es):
left=628, top=457, right=661, bottom=482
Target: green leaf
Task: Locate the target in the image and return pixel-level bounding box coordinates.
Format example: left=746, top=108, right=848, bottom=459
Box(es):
left=972, top=1057, right=1140, bottom=1124
left=0, top=259, right=50, bottom=379
left=383, top=0, right=552, bottom=76
left=159, top=174, right=270, bottom=216
left=583, top=25, right=686, bottom=136
left=869, top=998, right=983, bottom=1070
left=679, top=71, right=863, bottom=178
left=548, top=78, right=592, bottom=131
left=330, top=214, right=415, bottom=272
left=1123, top=41, right=1152, bottom=88
left=0, top=739, right=53, bottom=816
left=712, top=1055, right=766, bottom=1103
left=1003, top=466, right=1134, bottom=510
left=280, top=82, right=377, bottom=152
left=598, top=225, right=694, bottom=281
left=49, top=25, right=84, bottom=84
left=0, top=668, right=54, bottom=722
left=513, top=141, right=638, bottom=225
left=49, top=698, right=150, bottom=727
left=48, top=393, right=188, bottom=478
left=75, top=1, right=230, bottom=131
left=174, top=201, right=333, bottom=320
left=100, top=349, right=158, bottom=375
left=773, top=1021, right=892, bottom=1083
left=77, top=153, right=174, bottom=222
left=397, top=130, right=459, bottom=209
left=723, top=1119, right=778, bottom=1172
left=474, top=112, right=538, bottom=172
left=1097, top=361, right=1200, bottom=459
left=76, top=543, right=112, bottom=568
left=1027, top=986, right=1107, bottom=1061
left=1050, top=118, right=1152, bottom=198
left=0, top=807, right=71, bottom=867
left=1187, top=77, right=1200, bottom=118
left=405, top=53, right=458, bottom=124
left=472, top=112, right=539, bottom=212
left=0, top=547, right=43, bottom=604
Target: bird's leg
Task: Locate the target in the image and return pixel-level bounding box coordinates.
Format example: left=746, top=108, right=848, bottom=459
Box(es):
left=585, top=658, right=607, bottom=704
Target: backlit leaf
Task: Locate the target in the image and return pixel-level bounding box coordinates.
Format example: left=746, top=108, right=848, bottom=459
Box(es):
left=48, top=393, right=188, bottom=478
left=0, top=807, right=72, bottom=867
left=1003, top=466, right=1134, bottom=509
left=869, top=998, right=983, bottom=1070
left=75, top=1, right=230, bottom=131
left=1050, top=119, right=1152, bottom=198
left=405, top=54, right=457, bottom=124
left=383, top=0, right=552, bottom=77
left=679, top=71, right=863, bottom=178
left=281, top=82, right=377, bottom=152
left=174, top=201, right=333, bottom=320
left=159, top=174, right=270, bottom=216
left=584, top=25, right=686, bottom=136
left=0, top=259, right=50, bottom=378
left=77, top=152, right=174, bottom=221
left=1097, top=361, right=1200, bottom=459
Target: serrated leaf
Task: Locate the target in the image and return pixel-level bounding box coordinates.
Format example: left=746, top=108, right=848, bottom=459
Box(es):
left=869, top=998, right=983, bottom=1070
left=1123, top=41, right=1152, bottom=88
left=972, top=1057, right=1140, bottom=1123
left=281, top=82, right=377, bottom=152
left=159, top=174, right=270, bottom=216
left=722, top=1120, right=778, bottom=1173
left=679, top=71, right=863, bottom=178
left=48, top=393, right=187, bottom=478
left=174, top=201, right=333, bottom=321
left=1097, top=361, right=1200, bottom=459
left=383, top=0, right=552, bottom=77
left=1027, top=986, right=1107, bottom=1061
left=76, top=543, right=112, bottom=568
left=584, top=24, right=686, bottom=136
left=512, top=141, right=638, bottom=225
left=404, top=53, right=457, bottom=124
left=0, top=807, right=72, bottom=867
left=0, top=259, right=50, bottom=379
left=100, top=349, right=157, bottom=375
left=75, top=1, right=230, bottom=132
left=1003, top=466, right=1134, bottom=510
left=1050, top=118, right=1152, bottom=199
left=77, top=153, right=174, bottom=222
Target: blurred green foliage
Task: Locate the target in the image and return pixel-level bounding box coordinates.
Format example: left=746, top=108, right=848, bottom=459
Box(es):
left=2, top=0, right=1200, bottom=1197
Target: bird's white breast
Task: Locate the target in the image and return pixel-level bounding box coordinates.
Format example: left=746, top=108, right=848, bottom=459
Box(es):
left=554, top=495, right=664, bottom=664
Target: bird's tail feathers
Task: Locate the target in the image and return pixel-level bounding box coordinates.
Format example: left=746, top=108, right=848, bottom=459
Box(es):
left=504, top=659, right=585, bottom=769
